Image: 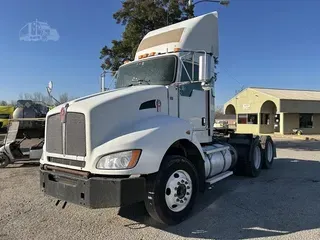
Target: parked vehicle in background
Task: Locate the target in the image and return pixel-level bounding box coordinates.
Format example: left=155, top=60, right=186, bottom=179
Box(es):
left=213, top=120, right=235, bottom=135
left=0, top=106, right=14, bottom=130
left=0, top=119, right=44, bottom=168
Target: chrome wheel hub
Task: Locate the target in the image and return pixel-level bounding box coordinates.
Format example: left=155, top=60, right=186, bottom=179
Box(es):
left=165, top=170, right=192, bottom=212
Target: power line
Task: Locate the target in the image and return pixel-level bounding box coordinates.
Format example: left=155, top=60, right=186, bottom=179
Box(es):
left=219, top=66, right=245, bottom=88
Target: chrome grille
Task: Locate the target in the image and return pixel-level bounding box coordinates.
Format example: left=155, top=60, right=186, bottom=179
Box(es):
left=46, top=114, right=62, bottom=154
left=48, top=157, right=86, bottom=168
left=46, top=112, right=86, bottom=157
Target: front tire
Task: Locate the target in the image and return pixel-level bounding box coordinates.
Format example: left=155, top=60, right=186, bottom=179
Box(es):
left=0, top=153, right=10, bottom=168
left=144, top=155, right=199, bottom=225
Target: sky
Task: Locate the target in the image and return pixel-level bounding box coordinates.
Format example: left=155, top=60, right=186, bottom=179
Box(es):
left=1, top=0, right=320, bottom=105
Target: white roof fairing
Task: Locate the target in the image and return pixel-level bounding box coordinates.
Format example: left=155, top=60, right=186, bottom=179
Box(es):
left=135, top=12, right=219, bottom=60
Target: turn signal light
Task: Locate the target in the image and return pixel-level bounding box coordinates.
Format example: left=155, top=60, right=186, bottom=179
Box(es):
left=174, top=48, right=181, bottom=52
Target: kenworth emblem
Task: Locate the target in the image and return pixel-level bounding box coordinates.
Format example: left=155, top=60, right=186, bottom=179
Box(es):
left=60, top=107, right=66, bottom=123
left=156, top=99, right=161, bottom=112
left=60, top=103, right=69, bottom=123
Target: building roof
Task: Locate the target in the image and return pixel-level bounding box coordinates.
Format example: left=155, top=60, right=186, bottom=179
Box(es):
left=251, top=87, right=320, bottom=101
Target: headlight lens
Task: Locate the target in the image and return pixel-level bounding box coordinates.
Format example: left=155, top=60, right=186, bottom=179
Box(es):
left=96, top=150, right=141, bottom=169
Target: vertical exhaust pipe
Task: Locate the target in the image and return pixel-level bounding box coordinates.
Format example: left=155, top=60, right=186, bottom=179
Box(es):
left=100, top=71, right=106, bottom=92
left=199, top=54, right=212, bottom=138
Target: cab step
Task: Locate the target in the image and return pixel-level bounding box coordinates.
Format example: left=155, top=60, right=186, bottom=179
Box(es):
left=202, top=145, right=229, bottom=155
left=205, top=171, right=233, bottom=185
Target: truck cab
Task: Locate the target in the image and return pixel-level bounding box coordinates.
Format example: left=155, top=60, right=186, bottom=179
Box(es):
left=40, top=12, right=276, bottom=225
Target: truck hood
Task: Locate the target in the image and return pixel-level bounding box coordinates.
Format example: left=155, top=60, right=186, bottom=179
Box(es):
left=48, top=85, right=166, bottom=115
left=45, top=85, right=169, bottom=159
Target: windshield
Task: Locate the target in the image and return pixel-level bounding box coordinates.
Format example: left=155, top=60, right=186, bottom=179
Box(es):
left=115, top=56, right=177, bottom=88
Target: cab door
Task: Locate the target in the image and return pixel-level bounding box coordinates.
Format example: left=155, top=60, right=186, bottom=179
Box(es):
left=178, top=61, right=209, bottom=143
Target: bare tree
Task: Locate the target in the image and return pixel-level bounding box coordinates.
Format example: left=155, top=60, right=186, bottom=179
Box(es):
left=59, top=93, right=70, bottom=104
left=9, top=100, right=17, bottom=106
left=215, top=105, right=224, bottom=119
left=16, top=91, right=75, bottom=106
left=18, top=92, right=52, bottom=105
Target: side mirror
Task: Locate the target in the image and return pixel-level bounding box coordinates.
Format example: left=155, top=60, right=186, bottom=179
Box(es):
left=199, top=55, right=212, bottom=90
left=47, top=81, right=53, bottom=95
left=46, top=81, right=61, bottom=106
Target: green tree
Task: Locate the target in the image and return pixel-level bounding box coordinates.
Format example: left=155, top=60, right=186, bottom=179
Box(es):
left=0, top=100, right=8, bottom=106
left=100, top=0, right=194, bottom=73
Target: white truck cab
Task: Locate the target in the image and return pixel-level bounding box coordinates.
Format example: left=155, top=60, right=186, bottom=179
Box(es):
left=40, top=12, right=276, bottom=225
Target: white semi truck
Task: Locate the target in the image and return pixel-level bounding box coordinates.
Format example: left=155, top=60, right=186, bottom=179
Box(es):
left=40, top=12, right=276, bottom=225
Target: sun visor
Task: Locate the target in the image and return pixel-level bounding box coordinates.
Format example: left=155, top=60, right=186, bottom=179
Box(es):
left=135, top=12, right=219, bottom=60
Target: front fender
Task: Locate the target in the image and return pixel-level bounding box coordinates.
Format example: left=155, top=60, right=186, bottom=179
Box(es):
left=89, top=115, right=203, bottom=175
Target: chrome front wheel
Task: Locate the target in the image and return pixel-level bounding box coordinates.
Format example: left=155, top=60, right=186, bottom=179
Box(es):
left=165, top=170, right=193, bottom=212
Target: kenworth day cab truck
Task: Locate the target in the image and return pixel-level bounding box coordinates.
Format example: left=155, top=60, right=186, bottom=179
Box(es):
left=40, top=12, right=276, bottom=225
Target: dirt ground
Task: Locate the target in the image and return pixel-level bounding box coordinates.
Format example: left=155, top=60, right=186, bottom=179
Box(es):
left=0, top=138, right=320, bottom=240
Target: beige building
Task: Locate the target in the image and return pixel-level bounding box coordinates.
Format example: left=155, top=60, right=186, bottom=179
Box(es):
left=224, top=87, right=320, bottom=135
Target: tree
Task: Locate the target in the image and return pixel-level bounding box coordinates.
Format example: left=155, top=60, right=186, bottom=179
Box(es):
left=0, top=100, right=8, bottom=106
left=17, top=92, right=75, bottom=105
left=59, top=93, right=70, bottom=104
left=19, top=92, right=52, bottom=105
left=215, top=105, right=224, bottom=119
left=100, top=0, right=194, bottom=73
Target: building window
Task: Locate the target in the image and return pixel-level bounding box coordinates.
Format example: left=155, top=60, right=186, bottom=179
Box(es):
left=238, top=114, right=247, bottom=124
left=248, top=114, right=258, bottom=124
left=260, top=113, right=270, bottom=125
left=299, top=113, right=313, bottom=128
left=238, top=114, right=258, bottom=124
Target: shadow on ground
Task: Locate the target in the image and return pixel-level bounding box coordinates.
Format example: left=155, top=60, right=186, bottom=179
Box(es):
left=6, top=162, right=40, bottom=168
left=274, top=139, right=320, bottom=151
left=118, top=158, right=320, bottom=239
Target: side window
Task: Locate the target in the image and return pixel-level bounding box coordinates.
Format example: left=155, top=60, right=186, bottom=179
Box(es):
left=180, top=61, right=202, bottom=97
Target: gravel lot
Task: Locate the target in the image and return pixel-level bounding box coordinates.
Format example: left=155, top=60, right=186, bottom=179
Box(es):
left=1, top=138, right=320, bottom=240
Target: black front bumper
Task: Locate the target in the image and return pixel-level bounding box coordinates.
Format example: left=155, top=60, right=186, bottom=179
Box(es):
left=40, top=166, right=146, bottom=208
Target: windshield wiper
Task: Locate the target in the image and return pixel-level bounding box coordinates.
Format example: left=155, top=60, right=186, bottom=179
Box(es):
left=132, top=79, right=150, bottom=85
left=124, top=79, right=150, bottom=88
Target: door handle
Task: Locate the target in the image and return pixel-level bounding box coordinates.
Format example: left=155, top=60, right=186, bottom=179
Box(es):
left=202, top=117, right=206, bottom=126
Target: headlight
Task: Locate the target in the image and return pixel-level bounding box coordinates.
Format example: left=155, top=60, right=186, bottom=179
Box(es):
left=96, top=150, right=141, bottom=170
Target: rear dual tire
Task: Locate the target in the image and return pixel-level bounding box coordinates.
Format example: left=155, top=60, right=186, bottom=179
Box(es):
left=245, top=137, right=262, bottom=177
left=260, top=136, right=275, bottom=169
left=233, top=137, right=263, bottom=177
left=233, top=136, right=275, bottom=177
